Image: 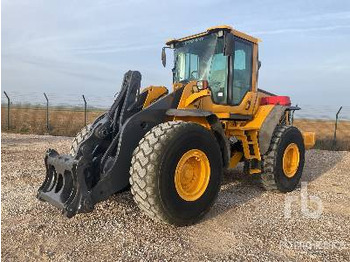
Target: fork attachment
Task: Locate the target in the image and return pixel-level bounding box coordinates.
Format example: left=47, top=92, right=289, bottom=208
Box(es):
left=37, top=70, right=144, bottom=217
left=37, top=70, right=180, bottom=217
left=37, top=149, right=93, bottom=217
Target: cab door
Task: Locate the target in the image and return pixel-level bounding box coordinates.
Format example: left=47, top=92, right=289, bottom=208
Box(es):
left=210, top=36, right=259, bottom=118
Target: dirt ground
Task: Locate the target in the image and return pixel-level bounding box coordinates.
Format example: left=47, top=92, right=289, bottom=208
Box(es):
left=1, top=133, right=349, bottom=261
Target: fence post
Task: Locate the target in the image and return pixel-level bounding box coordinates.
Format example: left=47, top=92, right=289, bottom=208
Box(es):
left=333, top=106, right=343, bottom=149
left=43, top=93, right=49, bottom=132
left=3, top=91, right=10, bottom=130
left=82, top=95, right=87, bottom=126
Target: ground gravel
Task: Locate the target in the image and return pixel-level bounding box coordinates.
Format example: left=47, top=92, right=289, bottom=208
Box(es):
left=1, top=133, right=350, bottom=261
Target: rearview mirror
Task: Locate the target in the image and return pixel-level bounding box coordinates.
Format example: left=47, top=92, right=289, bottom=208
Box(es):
left=224, top=33, right=234, bottom=56
left=161, top=47, right=166, bottom=67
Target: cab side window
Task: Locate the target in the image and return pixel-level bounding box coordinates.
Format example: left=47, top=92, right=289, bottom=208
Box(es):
left=177, top=53, right=199, bottom=81
left=208, top=53, right=228, bottom=104
left=232, top=39, right=253, bottom=104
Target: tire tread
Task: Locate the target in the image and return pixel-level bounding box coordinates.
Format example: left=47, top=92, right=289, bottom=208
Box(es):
left=70, top=125, right=91, bottom=156
left=260, top=125, right=290, bottom=191
left=130, top=121, right=214, bottom=224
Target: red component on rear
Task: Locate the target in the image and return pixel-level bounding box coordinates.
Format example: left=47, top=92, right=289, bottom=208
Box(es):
left=260, top=96, right=291, bottom=106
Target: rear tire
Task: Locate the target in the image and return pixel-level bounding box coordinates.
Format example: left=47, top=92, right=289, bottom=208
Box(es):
left=130, top=121, right=223, bottom=226
left=260, top=125, right=305, bottom=192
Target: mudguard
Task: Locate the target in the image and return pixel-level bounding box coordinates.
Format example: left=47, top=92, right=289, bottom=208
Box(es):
left=259, top=105, right=288, bottom=155
left=166, top=108, right=231, bottom=168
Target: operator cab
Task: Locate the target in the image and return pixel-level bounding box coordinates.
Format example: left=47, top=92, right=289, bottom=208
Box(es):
left=163, top=25, right=260, bottom=108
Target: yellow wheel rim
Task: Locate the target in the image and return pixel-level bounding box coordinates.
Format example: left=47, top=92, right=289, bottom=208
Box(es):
left=174, top=149, right=211, bottom=201
left=282, top=143, right=300, bottom=178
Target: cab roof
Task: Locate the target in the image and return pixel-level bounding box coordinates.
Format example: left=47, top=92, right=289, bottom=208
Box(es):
left=166, top=25, right=261, bottom=46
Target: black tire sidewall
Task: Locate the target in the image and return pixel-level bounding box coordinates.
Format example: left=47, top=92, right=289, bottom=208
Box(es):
left=274, top=127, right=305, bottom=192
left=158, top=124, right=222, bottom=225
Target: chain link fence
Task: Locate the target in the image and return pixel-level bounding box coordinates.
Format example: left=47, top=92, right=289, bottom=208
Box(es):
left=1, top=91, right=110, bottom=136
left=1, top=91, right=349, bottom=150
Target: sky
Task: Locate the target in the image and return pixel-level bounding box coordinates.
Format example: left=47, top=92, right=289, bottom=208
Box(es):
left=2, top=0, right=350, bottom=117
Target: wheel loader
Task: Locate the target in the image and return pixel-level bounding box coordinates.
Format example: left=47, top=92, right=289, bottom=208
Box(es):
left=37, top=25, right=315, bottom=226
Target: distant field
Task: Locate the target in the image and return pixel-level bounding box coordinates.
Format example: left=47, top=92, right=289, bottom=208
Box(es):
left=294, top=119, right=350, bottom=151
left=1, top=106, right=349, bottom=150
left=1, top=106, right=104, bottom=136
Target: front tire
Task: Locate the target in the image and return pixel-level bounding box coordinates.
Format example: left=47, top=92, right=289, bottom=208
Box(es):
left=130, top=121, right=223, bottom=226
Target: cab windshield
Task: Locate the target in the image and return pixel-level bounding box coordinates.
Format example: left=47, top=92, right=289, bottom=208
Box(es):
left=173, top=33, right=228, bottom=103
